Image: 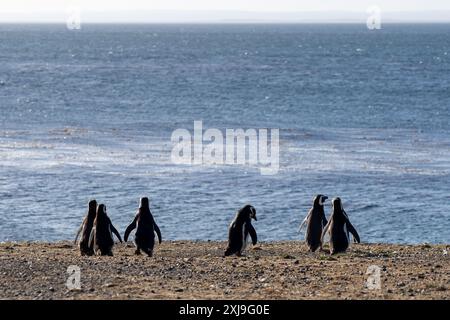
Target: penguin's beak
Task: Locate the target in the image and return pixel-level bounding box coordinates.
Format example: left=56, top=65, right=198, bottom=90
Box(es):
left=320, top=196, right=328, bottom=205
left=253, top=215, right=257, bottom=221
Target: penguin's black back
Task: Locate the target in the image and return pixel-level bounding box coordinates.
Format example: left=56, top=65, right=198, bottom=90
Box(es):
left=226, top=219, right=246, bottom=255
left=329, top=210, right=349, bottom=254
left=225, top=206, right=255, bottom=256
left=79, top=201, right=97, bottom=254
left=80, top=216, right=95, bottom=253
left=94, top=206, right=114, bottom=251
left=305, top=206, right=326, bottom=251
left=135, top=207, right=156, bottom=250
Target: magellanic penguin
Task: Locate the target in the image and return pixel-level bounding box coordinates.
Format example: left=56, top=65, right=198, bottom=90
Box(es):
left=224, top=204, right=258, bottom=257
left=321, top=197, right=360, bottom=255
left=299, top=195, right=328, bottom=252
left=124, top=197, right=162, bottom=257
left=74, top=199, right=97, bottom=256
left=89, top=204, right=123, bottom=256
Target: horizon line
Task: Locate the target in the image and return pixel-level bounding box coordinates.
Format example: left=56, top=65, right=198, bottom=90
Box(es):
left=1, top=21, right=450, bottom=25
left=1, top=9, right=450, bottom=24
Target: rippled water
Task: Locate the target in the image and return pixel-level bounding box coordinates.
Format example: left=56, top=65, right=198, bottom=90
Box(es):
left=0, top=24, right=449, bottom=243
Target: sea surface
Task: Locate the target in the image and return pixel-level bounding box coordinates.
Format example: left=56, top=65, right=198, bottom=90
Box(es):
left=0, top=24, right=449, bottom=243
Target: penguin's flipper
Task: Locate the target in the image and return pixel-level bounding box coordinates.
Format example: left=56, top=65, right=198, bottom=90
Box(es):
left=124, top=216, right=138, bottom=242
left=74, top=221, right=84, bottom=244
left=109, top=220, right=123, bottom=243
left=88, top=227, right=95, bottom=249
left=347, top=221, right=360, bottom=243
left=247, top=223, right=257, bottom=245
left=299, top=210, right=312, bottom=232
left=154, top=222, right=162, bottom=244
left=342, top=209, right=350, bottom=220
left=298, top=218, right=307, bottom=232
left=321, top=215, right=328, bottom=229
left=320, top=219, right=331, bottom=244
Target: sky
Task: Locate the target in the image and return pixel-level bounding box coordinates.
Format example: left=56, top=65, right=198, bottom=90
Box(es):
left=1, top=0, right=450, bottom=23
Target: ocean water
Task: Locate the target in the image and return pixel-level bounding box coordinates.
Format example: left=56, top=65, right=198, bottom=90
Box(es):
left=0, top=24, right=449, bottom=244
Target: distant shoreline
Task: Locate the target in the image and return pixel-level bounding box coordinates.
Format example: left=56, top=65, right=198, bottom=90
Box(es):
left=0, top=241, right=448, bottom=300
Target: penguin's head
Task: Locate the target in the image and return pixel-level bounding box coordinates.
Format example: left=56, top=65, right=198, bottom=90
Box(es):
left=249, top=206, right=257, bottom=221
left=88, top=199, right=97, bottom=212
left=331, top=197, right=345, bottom=215
left=140, top=197, right=149, bottom=208
left=314, top=194, right=328, bottom=207
left=96, top=204, right=106, bottom=217
left=332, top=197, right=341, bottom=206
left=242, top=204, right=257, bottom=221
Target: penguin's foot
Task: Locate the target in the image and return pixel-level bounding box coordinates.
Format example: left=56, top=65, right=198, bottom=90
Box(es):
left=319, top=247, right=329, bottom=254
left=101, top=250, right=113, bottom=256
left=142, top=249, right=153, bottom=257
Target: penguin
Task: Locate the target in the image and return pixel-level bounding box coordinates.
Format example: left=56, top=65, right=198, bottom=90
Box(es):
left=224, top=204, right=257, bottom=257
left=321, top=197, right=360, bottom=255
left=89, top=204, right=123, bottom=256
left=299, top=194, right=328, bottom=252
left=74, top=199, right=97, bottom=256
left=124, top=197, right=162, bottom=257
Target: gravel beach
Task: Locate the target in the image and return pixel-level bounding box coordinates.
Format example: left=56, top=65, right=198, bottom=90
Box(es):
left=0, top=241, right=448, bottom=300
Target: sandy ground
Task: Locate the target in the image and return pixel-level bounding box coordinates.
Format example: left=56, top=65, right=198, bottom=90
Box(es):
left=0, top=241, right=448, bottom=300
